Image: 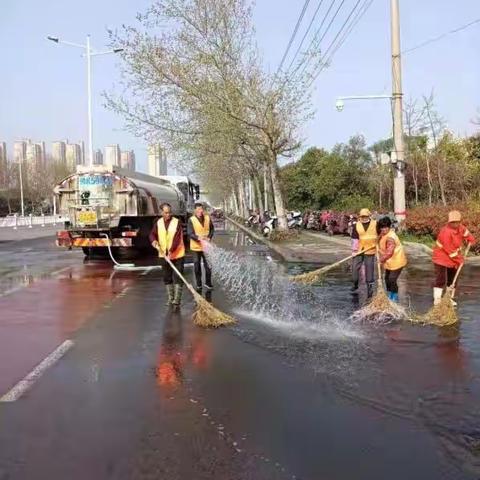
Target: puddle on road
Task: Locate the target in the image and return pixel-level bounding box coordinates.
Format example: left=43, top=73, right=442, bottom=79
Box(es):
left=205, top=228, right=480, bottom=478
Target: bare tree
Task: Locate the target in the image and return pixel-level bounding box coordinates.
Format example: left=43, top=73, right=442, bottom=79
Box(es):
left=105, top=0, right=310, bottom=229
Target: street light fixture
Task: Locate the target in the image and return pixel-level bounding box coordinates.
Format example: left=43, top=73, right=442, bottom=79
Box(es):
left=47, top=35, right=124, bottom=167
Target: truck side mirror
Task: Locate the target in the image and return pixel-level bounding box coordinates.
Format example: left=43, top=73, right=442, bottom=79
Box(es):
left=194, top=185, right=200, bottom=199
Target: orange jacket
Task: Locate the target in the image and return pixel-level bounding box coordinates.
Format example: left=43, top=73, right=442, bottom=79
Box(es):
left=432, top=224, right=475, bottom=268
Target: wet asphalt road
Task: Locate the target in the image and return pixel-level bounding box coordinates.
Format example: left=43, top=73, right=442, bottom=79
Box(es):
left=1, top=226, right=480, bottom=480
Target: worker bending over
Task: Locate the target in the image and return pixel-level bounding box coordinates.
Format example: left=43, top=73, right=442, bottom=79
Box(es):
left=432, top=210, right=475, bottom=306
left=377, top=216, right=407, bottom=302
left=150, top=203, right=185, bottom=307
left=187, top=202, right=215, bottom=291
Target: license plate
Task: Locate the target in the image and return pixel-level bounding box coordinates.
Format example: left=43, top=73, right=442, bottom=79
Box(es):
left=77, top=211, right=97, bottom=225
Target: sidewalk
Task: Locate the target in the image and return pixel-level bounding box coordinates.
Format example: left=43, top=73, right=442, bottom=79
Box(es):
left=0, top=226, right=58, bottom=243
left=226, top=216, right=480, bottom=266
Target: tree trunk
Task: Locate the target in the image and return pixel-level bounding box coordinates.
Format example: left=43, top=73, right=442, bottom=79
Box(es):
left=238, top=180, right=248, bottom=218
left=269, top=160, right=287, bottom=230
left=253, top=175, right=264, bottom=213
left=263, top=164, right=268, bottom=212
left=426, top=153, right=433, bottom=206
left=233, top=190, right=240, bottom=216
left=412, top=161, right=418, bottom=205
left=436, top=156, right=447, bottom=206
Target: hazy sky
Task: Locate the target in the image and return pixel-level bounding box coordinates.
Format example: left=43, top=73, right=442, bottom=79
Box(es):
left=1, top=0, right=479, bottom=172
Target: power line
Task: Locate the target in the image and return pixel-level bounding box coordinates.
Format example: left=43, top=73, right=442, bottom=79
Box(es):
left=285, top=0, right=326, bottom=75
left=274, top=0, right=312, bottom=79
left=292, top=0, right=346, bottom=81
left=308, top=0, right=374, bottom=85
left=403, top=17, right=480, bottom=54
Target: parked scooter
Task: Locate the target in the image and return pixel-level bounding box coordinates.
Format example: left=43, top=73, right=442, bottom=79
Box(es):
left=287, top=211, right=303, bottom=229
left=262, top=216, right=277, bottom=236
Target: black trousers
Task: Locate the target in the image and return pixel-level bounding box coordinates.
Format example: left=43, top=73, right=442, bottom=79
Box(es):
left=352, top=254, right=375, bottom=284
left=384, top=267, right=403, bottom=293
left=434, top=264, right=457, bottom=289
left=193, top=251, right=212, bottom=287
left=162, top=257, right=184, bottom=285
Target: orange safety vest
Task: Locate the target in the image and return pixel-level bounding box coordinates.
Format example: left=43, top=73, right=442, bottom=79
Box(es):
left=379, top=229, right=407, bottom=271
left=356, top=220, right=377, bottom=255
left=189, top=214, right=211, bottom=252
left=157, top=217, right=185, bottom=259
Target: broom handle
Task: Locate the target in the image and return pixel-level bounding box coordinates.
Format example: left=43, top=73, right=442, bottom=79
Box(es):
left=450, top=243, right=471, bottom=288
left=329, top=245, right=377, bottom=269
left=376, top=248, right=383, bottom=282
left=164, top=256, right=198, bottom=297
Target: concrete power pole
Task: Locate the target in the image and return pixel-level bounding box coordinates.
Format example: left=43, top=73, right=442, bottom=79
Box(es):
left=391, top=0, right=406, bottom=223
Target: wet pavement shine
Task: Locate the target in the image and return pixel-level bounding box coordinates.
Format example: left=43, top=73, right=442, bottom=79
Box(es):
left=0, top=225, right=479, bottom=480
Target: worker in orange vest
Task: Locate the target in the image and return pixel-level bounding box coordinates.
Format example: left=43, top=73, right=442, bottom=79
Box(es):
left=351, top=208, right=377, bottom=298
left=377, top=216, right=407, bottom=302
left=432, top=210, right=475, bottom=306
left=149, top=203, right=186, bottom=307
left=187, top=202, right=214, bottom=291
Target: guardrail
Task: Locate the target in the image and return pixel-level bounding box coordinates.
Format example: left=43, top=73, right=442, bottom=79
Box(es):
left=0, top=215, right=69, bottom=229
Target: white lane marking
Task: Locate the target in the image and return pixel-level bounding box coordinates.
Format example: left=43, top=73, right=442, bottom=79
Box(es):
left=0, top=340, right=74, bottom=402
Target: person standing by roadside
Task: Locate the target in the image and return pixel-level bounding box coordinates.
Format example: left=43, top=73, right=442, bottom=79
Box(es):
left=432, top=210, right=475, bottom=306
left=149, top=203, right=185, bottom=307
left=351, top=208, right=377, bottom=298
left=188, top=202, right=215, bottom=292
left=377, top=216, right=407, bottom=302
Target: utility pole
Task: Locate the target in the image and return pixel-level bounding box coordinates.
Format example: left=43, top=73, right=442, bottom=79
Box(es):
left=391, top=0, right=406, bottom=223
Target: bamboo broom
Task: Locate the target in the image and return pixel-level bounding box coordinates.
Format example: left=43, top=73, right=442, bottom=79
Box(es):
left=351, top=249, right=407, bottom=323
left=164, top=256, right=236, bottom=328
left=290, top=246, right=376, bottom=284
left=415, top=244, right=471, bottom=327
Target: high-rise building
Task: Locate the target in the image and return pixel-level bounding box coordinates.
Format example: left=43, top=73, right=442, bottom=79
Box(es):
left=26, top=140, right=44, bottom=166
left=94, top=149, right=104, bottom=165
left=25, top=140, right=45, bottom=185
left=104, top=144, right=121, bottom=168
left=0, top=142, right=7, bottom=188
left=66, top=143, right=82, bottom=170
left=52, top=141, right=67, bottom=164
left=148, top=144, right=167, bottom=176
left=120, top=150, right=136, bottom=171
left=13, top=141, right=27, bottom=164
left=79, top=140, right=86, bottom=165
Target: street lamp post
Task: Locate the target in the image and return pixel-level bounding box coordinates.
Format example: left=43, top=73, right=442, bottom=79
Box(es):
left=47, top=35, right=123, bottom=166
left=18, top=159, right=25, bottom=217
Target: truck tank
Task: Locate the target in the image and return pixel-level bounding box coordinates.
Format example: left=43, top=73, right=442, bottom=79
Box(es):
left=54, top=165, right=187, bottom=257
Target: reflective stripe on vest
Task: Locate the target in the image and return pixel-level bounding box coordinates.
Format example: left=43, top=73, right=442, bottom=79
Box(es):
left=380, top=230, right=407, bottom=271
left=356, top=220, right=377, bottom=255
left=157, top=217, right=185, bottom=259
left=190, top=215, right=210, bottom=252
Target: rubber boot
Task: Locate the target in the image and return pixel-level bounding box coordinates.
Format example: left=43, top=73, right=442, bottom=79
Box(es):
left=165, top=284, right=174, bottom=306
left=367, top=282, right=375, bottom=299
left=449, top=288, right=457, bottom=307
left=433, top=287, right=443, bottom=306
left=173, top=284, right=183, bottom=307
left=391, top=292, right=399, bottom=303
left=350, top=281, right=359, bottom=293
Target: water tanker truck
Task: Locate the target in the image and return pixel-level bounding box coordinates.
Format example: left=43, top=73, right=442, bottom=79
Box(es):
left=54, top=165, right=199, bottom=258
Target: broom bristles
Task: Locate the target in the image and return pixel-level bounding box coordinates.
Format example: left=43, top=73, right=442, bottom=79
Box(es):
left=412, top=290, right=458, bottom=327
left=290, top=266, right=328, bottom=285
left=351, top=284, right=408, bottom=324
left=192, top=291, right=236, bottom=328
